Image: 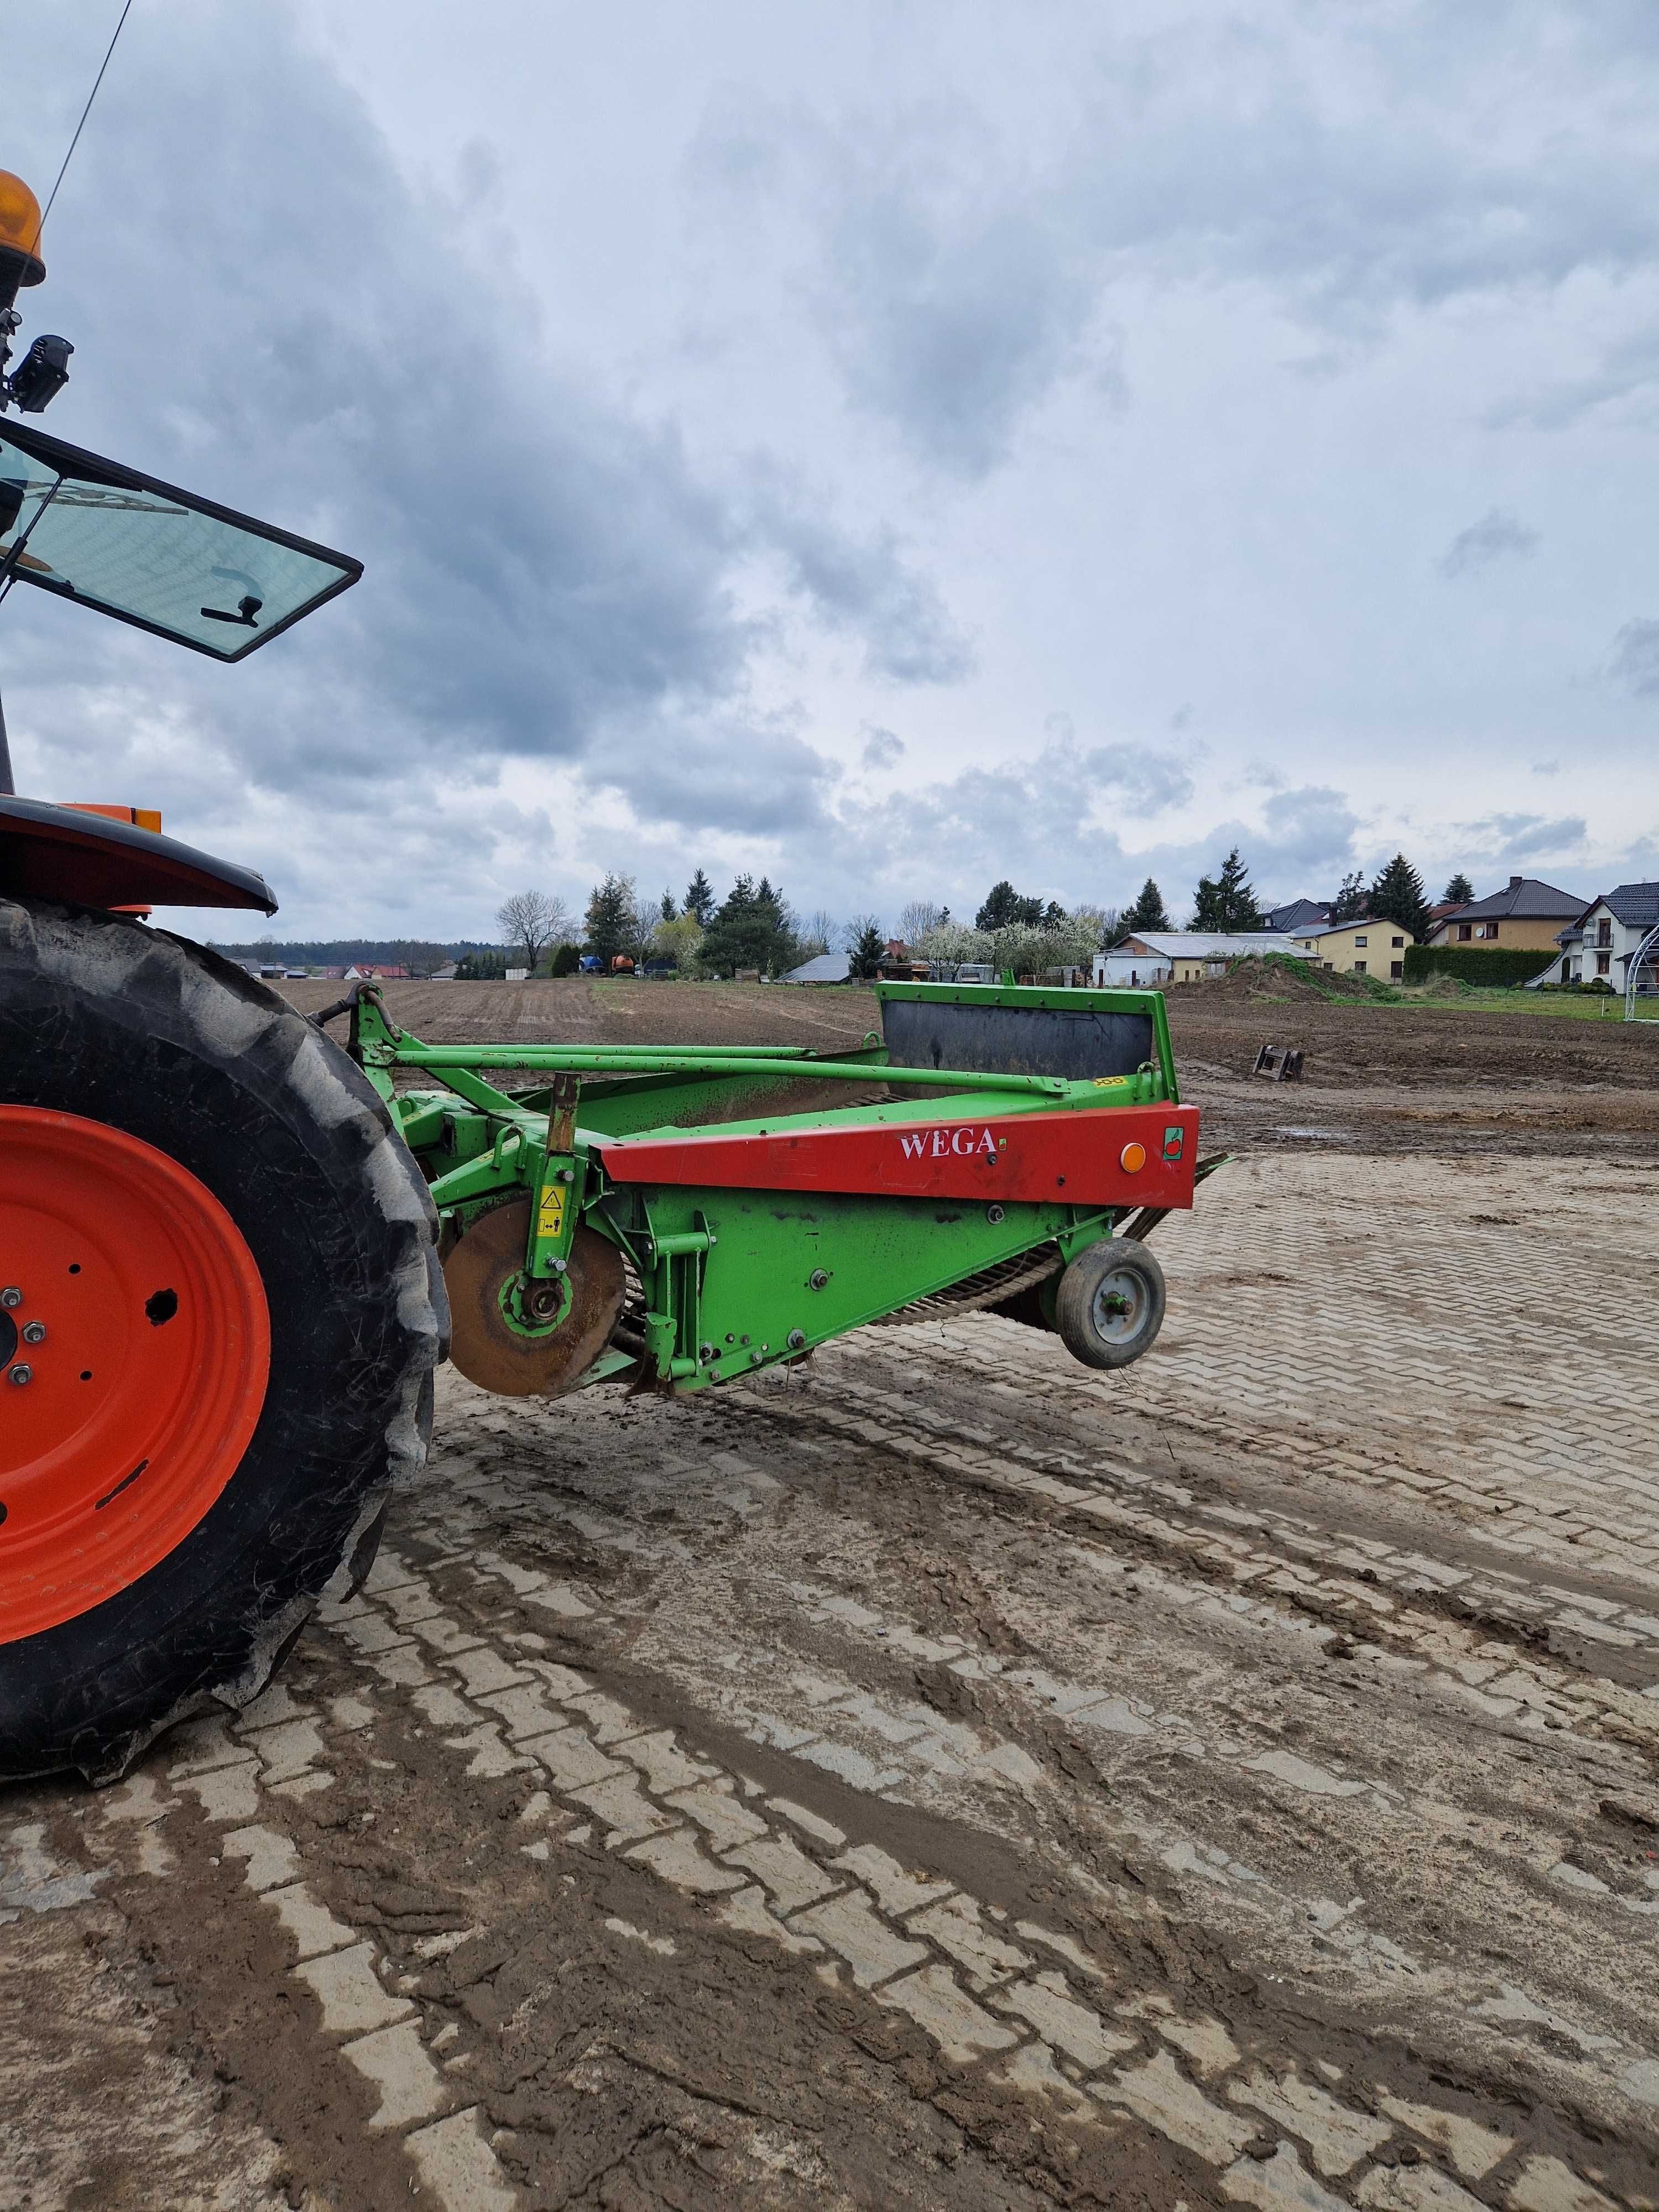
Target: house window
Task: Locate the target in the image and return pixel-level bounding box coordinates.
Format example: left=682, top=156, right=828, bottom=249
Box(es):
left=1597, top=952, right=1611, bottom=975
left=1598, top=920, right=1612, bottom=948
left=1354, top=960, right=1366, bottom=974
left=1354, top=935, right=1367, bottom=947
left=1390, top=961, right=1404, bottom=980
left=1457, top=922, right=1472, bottom=940
left=1486, top=922, right=1499, bottom=939
left=1391, top=936, right=1404, bottom=948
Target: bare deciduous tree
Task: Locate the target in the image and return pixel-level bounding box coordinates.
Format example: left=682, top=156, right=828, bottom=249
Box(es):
left=898, top=900, right=943, bottom=946
left=496, top=890, right=571, bottom=973
left=800, top=909, right=837, bottom=957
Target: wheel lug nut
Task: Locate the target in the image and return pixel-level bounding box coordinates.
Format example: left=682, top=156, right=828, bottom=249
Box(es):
left=1, top=1287, right=20, bottom=1309
left=8, top=1363, right=32, bottom=1386
left=20, top=1322, right=45, bottom=1344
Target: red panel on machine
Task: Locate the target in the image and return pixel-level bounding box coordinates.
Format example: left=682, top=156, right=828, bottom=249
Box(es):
left=598, top=1104, right=1201, bottom=1208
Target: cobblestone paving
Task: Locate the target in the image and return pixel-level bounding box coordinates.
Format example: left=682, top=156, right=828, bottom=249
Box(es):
left=2, top=1149, right=1655, bottom=2209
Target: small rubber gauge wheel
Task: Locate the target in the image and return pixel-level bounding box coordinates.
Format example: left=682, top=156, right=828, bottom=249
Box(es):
left=1054, top=1238, right=1167, bottom=1370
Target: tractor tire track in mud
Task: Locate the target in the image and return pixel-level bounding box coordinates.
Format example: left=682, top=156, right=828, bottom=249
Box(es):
left=2, top=1149, right=1657, bottom=2208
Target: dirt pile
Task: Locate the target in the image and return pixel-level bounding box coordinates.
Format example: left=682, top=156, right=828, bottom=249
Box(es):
left=1196, top=956, right=1372, bottom=1003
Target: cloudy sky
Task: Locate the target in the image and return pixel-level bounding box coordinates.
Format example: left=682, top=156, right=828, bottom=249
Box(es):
left=4, top=1, right=1659, bottom=942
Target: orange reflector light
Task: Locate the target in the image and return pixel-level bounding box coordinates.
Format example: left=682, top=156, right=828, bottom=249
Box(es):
left=1120, top=1141, right=1147, bottom=1172
left=0, top=170, right=45, bottom=286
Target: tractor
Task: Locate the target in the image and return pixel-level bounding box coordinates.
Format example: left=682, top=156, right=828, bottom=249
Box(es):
left=0, top=166, right=1217, bottom=1782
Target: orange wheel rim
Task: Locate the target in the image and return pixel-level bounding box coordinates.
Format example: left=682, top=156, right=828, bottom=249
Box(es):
left=0, top=1107, right=271, bottom=1642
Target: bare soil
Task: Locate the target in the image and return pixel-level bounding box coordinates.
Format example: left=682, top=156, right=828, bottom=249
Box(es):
left=4, top=978, right=1657, bottom=2209
left=276, top=973, right=1659, bottom=1159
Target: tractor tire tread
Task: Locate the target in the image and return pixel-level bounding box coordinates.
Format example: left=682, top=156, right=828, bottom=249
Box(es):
left=0, top=898, right=446, bottom=1782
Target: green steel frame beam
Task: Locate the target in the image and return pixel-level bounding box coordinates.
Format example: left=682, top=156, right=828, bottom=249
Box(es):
left=338, top=983, right=1190, bottom=1399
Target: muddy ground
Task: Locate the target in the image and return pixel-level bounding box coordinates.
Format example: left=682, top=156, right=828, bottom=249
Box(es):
left=4, top=980, right=1658, bottom=2209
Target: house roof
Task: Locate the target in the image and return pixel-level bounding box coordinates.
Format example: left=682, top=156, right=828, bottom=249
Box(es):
left=1598, top=880, right=1659, bottom=930
left=1262, top=898, right=1331, bottom=933
left=1288, top=916, right=1407, bottom=940
left=1449, top=875, right=1586, bottom=921
left=1120, top=932, right=1313, bottom=958
left=781, top=950, right=852, bottom=983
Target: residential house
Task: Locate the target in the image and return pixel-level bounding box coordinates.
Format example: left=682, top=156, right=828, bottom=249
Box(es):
left=1424, top=876, right=1584, bottom=954
left=1093, top=950, right=1173, bottom=987
left=1289, top=917, right=1412, bottom=980
left=1110, top=932, right=1313, bottom=985
left=1261, top=898, right=1331, bottom=934
left=1551, top=882, right=1659, bottom=990
left=781, top=950, right=853, bottom=984
left=877, top=938, right=931, bottom=981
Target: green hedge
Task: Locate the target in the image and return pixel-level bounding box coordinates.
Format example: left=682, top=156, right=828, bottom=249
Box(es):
left=1403, top=945, right=1556, bottom=988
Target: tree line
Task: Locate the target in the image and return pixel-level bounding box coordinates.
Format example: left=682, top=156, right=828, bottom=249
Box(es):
left=484, top=851, right=1473, bottom=981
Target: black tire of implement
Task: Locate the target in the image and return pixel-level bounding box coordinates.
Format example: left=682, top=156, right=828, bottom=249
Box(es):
left=1053, top=1238, right=1167, bottom=1371
left=0, top=898, right=448, bottom=1783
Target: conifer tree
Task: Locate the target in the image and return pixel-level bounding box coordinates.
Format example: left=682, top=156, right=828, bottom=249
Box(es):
left=1368, top=854, right=1431, bottom=941
left=582, top=874, right=637, bottom=964
left=1190, top=848, right=1262, bottom=931
left=848, top=921, right=888, bottom=979
left=1442, top=871, right=1473, bottom=905
left=697, top=875, right=800, bottom=977
left=682, top=868, right=715, bottom=926
left=975, top=880, right=1044, bottom=929
left=1123, top=878, right=1171, bottom=935
left=1331, top=869, right=1368, bottom=922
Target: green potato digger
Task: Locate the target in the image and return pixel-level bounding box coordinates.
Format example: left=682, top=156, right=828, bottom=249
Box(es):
left=0, top=165, right=1217, bottom=1781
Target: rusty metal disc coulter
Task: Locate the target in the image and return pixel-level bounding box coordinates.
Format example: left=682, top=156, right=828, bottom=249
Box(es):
left=442, top=1199, right=625, bottom=1397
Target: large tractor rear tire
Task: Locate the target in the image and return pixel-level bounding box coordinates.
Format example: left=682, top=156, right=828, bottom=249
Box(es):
left=0, top=899, right=447, bottom=1782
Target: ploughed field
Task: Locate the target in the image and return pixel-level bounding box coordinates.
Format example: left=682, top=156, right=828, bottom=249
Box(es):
left=275, top=973, right=1659, bottom=1160
left=3, top=977, right=1657, bottom=2209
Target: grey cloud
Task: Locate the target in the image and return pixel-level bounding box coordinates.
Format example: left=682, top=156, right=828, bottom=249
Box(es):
left=1439, top=510, right=1540, bottom=578
left=861, top=726, right=905, bottom=769
left=695, top=99, right=1095, bottom=478
left=1, top=8, right=966, bottom=858
left=697, top=13, right=1659, bottom=473
left=827, top=743, right=1129, bottom=901
left=1491, top=322, right=1659, bottom=431
left=583, top=716, right=839, bottom=840
left=1256, top=785, right=1361, bottom=880
left=1532, top=759, right=1561, bottom=776
left=1454, top=812, right=1588, bottom=862
left=822, top=178, right=1093, bottom=477
left=1609, top=619, right=1659, bottom=696
left=1079, top=744, right=1193, bottom=818
left=812, top=749, right=1348, bottom=919
left=746, top=474, right=974, bottom=682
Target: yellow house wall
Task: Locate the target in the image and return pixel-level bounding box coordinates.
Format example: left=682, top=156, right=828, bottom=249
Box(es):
left=1426, top=916, right=1569, bottom=952
left=1293, top=924, right=1412, bottom=975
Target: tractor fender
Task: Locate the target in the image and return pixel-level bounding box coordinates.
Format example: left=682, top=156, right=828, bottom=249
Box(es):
left=0, top=795, right=275, bottom=913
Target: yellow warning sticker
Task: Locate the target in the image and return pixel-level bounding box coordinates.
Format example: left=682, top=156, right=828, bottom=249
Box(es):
left=536, top=1187, right=565, bottom=1238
